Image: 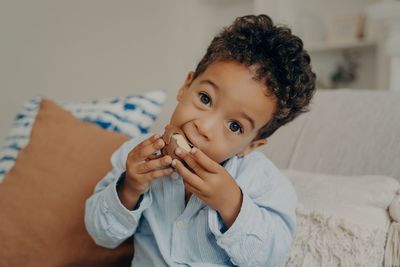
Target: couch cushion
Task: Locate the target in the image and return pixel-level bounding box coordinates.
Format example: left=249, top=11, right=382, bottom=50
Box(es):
left=259, top=110, right=309, bottom=169
left=0, top=99, right=133, bottom=267
left=283, top=169, right=400, bottom=266
left=264, top=89, right=400, bottom=182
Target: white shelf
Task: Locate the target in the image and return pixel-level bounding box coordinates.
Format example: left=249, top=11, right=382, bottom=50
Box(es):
left=306, top=39, right=376, bottom=53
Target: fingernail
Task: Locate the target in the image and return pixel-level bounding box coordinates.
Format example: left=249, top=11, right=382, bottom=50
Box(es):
left=190, top=147, right=196, bottom=154
left=175, top=147, right=182, bottom=155
left=171, top=159, right=177, bottom=167
left=153, top=134, right=160, bottom=139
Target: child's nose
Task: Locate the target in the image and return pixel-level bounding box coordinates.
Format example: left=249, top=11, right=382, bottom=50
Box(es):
left=194, top=116, right=216, bottom=140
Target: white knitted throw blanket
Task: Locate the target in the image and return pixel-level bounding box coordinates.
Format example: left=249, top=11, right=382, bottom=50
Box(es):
left=286, top=205, right=387, bottom=267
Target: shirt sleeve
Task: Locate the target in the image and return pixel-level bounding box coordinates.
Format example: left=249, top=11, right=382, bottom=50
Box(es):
left=208, top=152, right=297, bottom=267
left=84, top=134, right=153, bottom=249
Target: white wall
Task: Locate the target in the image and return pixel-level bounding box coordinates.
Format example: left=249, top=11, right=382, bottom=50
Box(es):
left=0, top=0, right=252, bottom=146
left=0, top=0, right=385, bottom=147
left=0, top=0, right=185, bottom=144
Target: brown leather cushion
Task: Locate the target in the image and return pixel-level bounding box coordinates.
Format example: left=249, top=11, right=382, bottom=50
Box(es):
left=0, top=99, right=134, bottom=267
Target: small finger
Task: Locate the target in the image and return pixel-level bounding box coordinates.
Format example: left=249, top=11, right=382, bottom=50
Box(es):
left=128, top=134, right=159, bottom=161
left=138, top=134, right=160, bottom=148
left=143, top=167, right=174, bottom=180
left=189, top=147, right=219, bottom=173
left=137, top=155, right=172, bottom=174
left=183, top=180, right=201, bottom=196
left=136, top=137, right=165, bottom=161
left=175, top=147, right=204, bottom=176
left=172, top=159, right=204, bottom=191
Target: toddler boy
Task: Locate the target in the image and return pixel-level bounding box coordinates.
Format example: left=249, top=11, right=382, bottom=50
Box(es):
left=85, top=14, right=316, bottom=266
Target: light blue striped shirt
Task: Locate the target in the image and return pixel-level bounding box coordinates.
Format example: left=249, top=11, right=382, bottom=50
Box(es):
left=85, top=134, right=297, bottom=266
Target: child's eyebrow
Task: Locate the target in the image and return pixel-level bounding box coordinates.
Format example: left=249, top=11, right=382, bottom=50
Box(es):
left=199, top=80, right=219, bottom=91
left=240, top=112, right=255, bottom=130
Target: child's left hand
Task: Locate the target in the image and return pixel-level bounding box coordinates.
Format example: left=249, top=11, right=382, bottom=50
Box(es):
left=172, top=147, right=242, bottom=228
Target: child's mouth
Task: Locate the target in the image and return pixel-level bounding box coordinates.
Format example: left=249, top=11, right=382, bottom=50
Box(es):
left=161, top=125, right=195, bottom=160
left=183, top=135, right=194, bottom=149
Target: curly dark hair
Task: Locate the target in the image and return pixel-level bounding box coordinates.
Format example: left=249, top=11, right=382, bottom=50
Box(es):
left=192, top=14, right=316, bottom=139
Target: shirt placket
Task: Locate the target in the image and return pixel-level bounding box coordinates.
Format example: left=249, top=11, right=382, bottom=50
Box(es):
left=170, top=176, right=205, bottom=265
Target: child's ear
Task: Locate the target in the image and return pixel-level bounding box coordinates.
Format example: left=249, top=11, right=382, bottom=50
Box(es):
left=177, top=71, right=195, bottom=101
left=237, top=139, right=268, bottom=157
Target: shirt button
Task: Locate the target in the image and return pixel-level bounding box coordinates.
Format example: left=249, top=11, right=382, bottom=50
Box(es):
left=176, top=220, right=184, bottom=228
left=171, top=172, right=180, bottom=180
left=220, top=237, right=229, bottom=245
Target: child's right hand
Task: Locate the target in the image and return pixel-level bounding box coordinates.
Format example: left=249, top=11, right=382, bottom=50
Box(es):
left=117, top=134, right=173, bottom=209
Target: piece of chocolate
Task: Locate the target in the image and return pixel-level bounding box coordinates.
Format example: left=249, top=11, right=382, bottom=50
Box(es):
left=161, top=125, right=193, bottom=160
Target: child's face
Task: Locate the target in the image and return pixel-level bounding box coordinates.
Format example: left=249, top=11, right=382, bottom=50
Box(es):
left=169, top=60, right=276, bottom=163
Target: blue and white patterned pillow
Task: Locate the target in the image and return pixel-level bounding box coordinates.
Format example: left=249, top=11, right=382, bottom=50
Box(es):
left=0, top=91, right=166, bottom=182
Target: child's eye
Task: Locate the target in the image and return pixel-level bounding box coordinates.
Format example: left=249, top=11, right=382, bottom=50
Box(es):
left=198, top=92, right=211, bottom=106
left=228, top=121, right=243, bottom=134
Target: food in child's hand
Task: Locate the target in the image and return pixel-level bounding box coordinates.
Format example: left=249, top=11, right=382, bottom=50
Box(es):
left=161, top=124, right=193, bottom=160
left=172, top=134, right=192, bottom=151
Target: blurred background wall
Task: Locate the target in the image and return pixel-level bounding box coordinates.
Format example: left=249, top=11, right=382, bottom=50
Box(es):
left=0, top=0, right=397, bottom=145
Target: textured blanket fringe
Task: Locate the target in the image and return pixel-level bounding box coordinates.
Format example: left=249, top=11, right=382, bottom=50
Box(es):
left=385, top=222, right=400, bottom=267
left=287, top=205, right=387, bottom=267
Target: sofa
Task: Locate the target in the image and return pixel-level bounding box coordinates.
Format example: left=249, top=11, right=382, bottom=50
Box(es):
left=261, top=89, right=400, bottom=267
left=0, top=88, right=399, bottom=266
